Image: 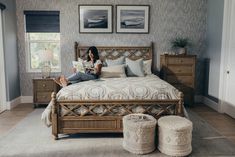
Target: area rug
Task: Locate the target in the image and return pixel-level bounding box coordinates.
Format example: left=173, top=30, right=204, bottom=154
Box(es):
left=0, top=109, right=235, bottom=157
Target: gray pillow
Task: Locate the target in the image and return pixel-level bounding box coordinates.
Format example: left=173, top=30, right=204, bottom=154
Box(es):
left=106, top=56, right=125, bottom=66
left=125, top=58, right=145, bottom=77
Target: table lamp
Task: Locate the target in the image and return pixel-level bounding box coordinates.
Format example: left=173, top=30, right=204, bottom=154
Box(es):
left=41, top=48, right=53, bottom=78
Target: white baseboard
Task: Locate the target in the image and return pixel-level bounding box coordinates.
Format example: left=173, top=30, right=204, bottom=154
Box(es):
left=203, top=96, right=219, bottom=112
left=6, top=96, right=21, bottom=110
left=6, top=96, right=33, bottom=110
left=21, top=96, right=33, bottom=104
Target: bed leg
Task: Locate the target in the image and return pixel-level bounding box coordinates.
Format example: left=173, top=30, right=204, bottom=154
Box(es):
left=51, top=92, right=59, bottom=140
left=178, top=92, right=184, bottom=116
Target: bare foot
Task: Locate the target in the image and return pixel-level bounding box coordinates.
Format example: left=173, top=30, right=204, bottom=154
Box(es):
left=60, top=75, right=68, bottom=87
left=53, top=77, right=62, bottom=86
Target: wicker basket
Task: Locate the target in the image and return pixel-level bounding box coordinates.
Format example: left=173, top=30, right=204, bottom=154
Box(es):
left=122, top=113, right=157, bottom=154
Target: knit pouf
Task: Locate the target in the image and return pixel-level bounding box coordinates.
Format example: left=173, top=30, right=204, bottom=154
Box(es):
left=122, top=114, right=157, bottom=154
left=158, top=115, right=193, bottom=157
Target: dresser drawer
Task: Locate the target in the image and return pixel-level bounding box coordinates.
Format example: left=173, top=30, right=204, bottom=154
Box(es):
left=167, top=65, right=193, bottom=75
left=35, top=92, right=52, bottom=103
left=167, top=75, right=194, bottom=87
left=167, top=57, right=194, bottom=65
left=35, top=80, right=54, bottom=91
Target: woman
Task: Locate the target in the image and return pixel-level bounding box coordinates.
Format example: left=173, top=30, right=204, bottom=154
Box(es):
left=54, top=46, right=102, bottom=87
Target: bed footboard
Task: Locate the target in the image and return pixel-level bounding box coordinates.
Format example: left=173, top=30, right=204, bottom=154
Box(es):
left=51, top=92, right=184, bottom=139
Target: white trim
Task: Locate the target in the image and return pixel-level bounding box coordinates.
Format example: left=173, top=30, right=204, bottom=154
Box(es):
left=4, top=96, right=33, bottom=110
left=6, top=97, right=21, bottom=110
left=0, top=9, right=7, bottom=112
left=21, top=96, right=33, bottom=104
left=203, top=96, right=219, bottom=112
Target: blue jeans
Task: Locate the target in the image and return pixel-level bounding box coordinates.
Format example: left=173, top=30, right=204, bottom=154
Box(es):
left=67, top=72, right=97, bottom=84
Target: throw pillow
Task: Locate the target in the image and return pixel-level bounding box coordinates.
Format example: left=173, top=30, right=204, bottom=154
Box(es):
left=125, top=58, right=145, bottom=77
left=143, top=59, right=152, bottom=75
left=100, top=64, right=126, bottom=78
left=105, top=56, right=125, bottom=66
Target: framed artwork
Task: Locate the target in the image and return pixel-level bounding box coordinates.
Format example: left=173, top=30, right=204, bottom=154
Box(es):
left=116, top=5, right=150, bottom=33
left=79, top=5, right=113, bottom=33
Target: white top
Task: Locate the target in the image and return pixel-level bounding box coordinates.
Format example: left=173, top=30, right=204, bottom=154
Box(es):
left=94, top=59, right=102, bottom=68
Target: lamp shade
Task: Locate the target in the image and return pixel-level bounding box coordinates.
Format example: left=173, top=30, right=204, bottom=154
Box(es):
left=41, top=48, right=53, bottom=62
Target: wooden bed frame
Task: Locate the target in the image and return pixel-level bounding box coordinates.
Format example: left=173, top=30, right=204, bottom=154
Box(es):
left=51, top=42, right=184, bottom=139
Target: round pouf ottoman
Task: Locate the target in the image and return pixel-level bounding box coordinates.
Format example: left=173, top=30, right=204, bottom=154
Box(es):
left=158, top=115, right=193, bottom=157
left=122, top=113, right=157, bottom=154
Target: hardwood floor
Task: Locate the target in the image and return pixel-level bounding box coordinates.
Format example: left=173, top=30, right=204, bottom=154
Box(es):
left=0, top=103, right=235, bottom=144
left=190, top=104, right=235, bottom=144
left=0, top=103, right=34, bottom=137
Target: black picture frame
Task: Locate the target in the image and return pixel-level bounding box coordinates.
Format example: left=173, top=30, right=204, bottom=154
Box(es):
left=116, top=5, right=150, bottom=34
left=79, top=5, right=113, bottom=33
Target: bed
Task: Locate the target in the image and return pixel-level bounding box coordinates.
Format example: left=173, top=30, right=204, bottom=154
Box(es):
left=42, top=42, right=184, bottom=140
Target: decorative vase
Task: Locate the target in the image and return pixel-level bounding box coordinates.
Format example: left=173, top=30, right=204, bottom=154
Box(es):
left=41, top=62, right=51, bottom=78
left=178, top=48, right=187, bottom=55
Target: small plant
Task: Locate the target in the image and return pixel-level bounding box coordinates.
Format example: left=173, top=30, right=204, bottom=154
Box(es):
left=171, top=37, right=191, bottom=49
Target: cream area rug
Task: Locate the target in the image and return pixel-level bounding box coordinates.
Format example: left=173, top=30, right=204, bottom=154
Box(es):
left=0, top=109, right=235, bottom=157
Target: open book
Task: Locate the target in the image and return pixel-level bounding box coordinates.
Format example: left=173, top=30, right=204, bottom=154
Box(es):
left=72, top=58, right=93, bottom=73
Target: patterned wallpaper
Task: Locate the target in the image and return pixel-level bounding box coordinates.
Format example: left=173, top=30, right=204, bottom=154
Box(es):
left=16, top=0, right=207, bottom=96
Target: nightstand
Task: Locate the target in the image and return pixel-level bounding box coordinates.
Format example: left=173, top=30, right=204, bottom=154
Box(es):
left=33, top=78, right=59, bottom=108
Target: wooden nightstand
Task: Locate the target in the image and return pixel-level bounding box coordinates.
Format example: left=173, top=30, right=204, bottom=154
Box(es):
left=33, top=78, right=59, bottom=108
left=160, top=54, right=196, bottom=106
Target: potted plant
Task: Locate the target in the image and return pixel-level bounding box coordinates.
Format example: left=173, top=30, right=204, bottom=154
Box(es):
left=171, top=37, right=191, bottom=55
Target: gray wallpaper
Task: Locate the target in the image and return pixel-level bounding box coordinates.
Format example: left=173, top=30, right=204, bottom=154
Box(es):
left=16, top=0, right=207, bottom=96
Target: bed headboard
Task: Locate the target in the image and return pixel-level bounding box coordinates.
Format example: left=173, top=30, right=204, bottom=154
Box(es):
left=74, top=42, right=153, bottom=62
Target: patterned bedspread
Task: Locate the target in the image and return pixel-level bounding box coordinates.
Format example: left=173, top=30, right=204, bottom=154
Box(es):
left=41, top=75, right=181, bottom=127
left=56, top=75, right=180, bottom=100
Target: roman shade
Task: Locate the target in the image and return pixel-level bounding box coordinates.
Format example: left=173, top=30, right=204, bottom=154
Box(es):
left=24, top=11, right=60, bottom=33
left=0, top=3, right=6, bottom=10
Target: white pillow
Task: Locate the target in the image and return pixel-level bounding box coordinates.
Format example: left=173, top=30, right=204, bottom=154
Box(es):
left=72, top=58, right=85, bottom=73
left=143, top=59, right=152, bottom=75
left=100, top=64, right=126, bottom=78
left=106, top=56, right=125, bottom=66
left=125, top=58, right=145, bottom=77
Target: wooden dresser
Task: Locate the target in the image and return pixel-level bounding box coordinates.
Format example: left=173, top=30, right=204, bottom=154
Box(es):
left=160, top=55, right=196, bottom=105
left=33, top=78, right=59, bottom=108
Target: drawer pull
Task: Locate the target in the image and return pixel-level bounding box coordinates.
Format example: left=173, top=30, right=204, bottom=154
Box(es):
left=42, top=84, right=46, bottom=87
left=180, top=60, right=183, bottom=63
left=178, top=69, right=182, bottom=72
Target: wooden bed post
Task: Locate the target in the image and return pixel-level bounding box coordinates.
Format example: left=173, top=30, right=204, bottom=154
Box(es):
left=74, top=42, right=79, bottom=59
left=51, top=92, right=58, bottom=140
left=178, top=92, right=184, bottom=116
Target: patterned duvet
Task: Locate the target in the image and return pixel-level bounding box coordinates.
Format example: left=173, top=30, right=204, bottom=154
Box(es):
left=56, top=75, right=180, bottom=100
left=41, top=75, right=181, bottom=127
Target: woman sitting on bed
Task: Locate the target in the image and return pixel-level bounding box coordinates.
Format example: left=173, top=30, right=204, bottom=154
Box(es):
left=54, top=46, right=102, bottom=87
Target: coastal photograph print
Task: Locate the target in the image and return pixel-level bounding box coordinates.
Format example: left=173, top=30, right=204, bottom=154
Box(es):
left=116, top=5, right=149, bottom=33
left=79, top=5, right=113, bottom=33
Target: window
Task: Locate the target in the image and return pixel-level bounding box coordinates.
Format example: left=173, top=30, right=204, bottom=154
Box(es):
left=24, top=11, right=60, bottom=72
left=26, top=33, right=60, bottom=72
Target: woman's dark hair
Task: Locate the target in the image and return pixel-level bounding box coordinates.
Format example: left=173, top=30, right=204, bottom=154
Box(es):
left=87, top=46, right=99, bottom=63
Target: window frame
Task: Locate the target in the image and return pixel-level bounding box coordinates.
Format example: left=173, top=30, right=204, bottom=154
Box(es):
left=25, top=33, right=61, bottom=73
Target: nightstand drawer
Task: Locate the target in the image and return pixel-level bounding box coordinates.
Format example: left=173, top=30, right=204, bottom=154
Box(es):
left=168, top=57, right=194, bottom=65
left=167, top=75, right=194, bottom=87
left=167, top=65, right=193, bottom=74
left=36, top=80, right=54, bottom=91
left=35, top=92, right=52, bottom=103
